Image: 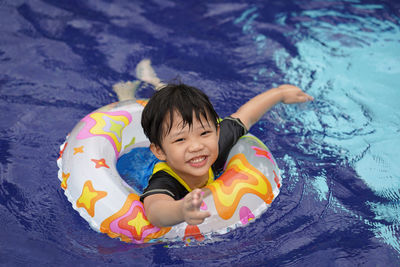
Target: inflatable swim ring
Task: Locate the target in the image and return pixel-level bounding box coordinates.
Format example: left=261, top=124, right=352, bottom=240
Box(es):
left=57, top=99, right=282, bottom=243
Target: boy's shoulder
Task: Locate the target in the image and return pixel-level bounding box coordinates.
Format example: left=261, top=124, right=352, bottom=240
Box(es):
left=140, top=170, right=189, bottom=202
left=212, top=116, right=248, bottom=174
left=221, top=116, right=248, bottom=133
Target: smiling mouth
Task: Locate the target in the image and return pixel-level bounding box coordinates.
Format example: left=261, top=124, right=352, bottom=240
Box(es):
left=188, top=156, right=207, bottom=167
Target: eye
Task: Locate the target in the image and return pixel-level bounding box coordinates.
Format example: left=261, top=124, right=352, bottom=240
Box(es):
left=174, top=138, right=185, bottom=143
left=201, top=131, right=212, bottom=136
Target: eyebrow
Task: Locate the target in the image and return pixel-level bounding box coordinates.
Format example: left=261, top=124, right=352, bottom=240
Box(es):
left=168, top=129, right=186, bottom=139
left=168, top=123, right=213, bottom=139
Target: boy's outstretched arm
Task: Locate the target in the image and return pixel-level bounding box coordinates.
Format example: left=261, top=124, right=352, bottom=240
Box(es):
left=143, top=189, right=211, bottom=228
left=231, top=84, right=313, bottom=130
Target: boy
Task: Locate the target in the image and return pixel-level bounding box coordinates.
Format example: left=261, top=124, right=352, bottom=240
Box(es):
left=138, top=82, right=313, bottom=228
left=113, top=59, right=313, bottom=228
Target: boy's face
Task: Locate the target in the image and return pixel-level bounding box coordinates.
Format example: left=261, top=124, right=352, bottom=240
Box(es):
left=150, top=111, right=219, bottom=186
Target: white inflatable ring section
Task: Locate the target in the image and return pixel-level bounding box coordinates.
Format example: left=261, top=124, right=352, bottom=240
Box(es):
left=57, top=100, right=282, bottom=243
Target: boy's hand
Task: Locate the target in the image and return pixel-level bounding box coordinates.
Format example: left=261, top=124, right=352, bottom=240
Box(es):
left=182, top=189, right=211, bottom=225
left=277, top=84, right=314, bottom=104
left=231, top=83, right=314, bottom=130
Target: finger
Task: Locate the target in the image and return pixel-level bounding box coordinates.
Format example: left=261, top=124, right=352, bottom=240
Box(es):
left=187, top=211, right=211, bottom=225
left=191, top=189, right=203, bottom=207
left=195, top=211, right=211, bottom=221
left=184, top=190, right=202, bottom=211
left=199, top=211, right=211, bottom=219
left=192, top=189, right=201, bottom=200
left=192, top=188, right=202, bottom=197
left=298, top=94, right=313, bottom=102
left=302, top=92, right=314, bottom=101
left=191, top=195, right=202, bottom=210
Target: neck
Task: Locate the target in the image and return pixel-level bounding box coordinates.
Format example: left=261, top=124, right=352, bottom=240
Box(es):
left=186, top=174, right=209, bottom=190
left=153, top=162, right=211, bottom=192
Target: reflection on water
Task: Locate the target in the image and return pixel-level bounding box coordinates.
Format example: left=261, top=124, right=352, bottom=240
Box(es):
left=235, top=2, right=400, bottom=253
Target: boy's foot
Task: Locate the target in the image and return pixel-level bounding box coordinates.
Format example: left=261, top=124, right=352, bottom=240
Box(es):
left=135, top=59, right=165, bottom=90
left=112, top=80, right=141, bottom=102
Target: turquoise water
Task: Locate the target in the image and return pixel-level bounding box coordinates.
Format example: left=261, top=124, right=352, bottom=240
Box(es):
left=236, top=3, right=400, bottom=253
left=288, top=7, right=400, bottom=252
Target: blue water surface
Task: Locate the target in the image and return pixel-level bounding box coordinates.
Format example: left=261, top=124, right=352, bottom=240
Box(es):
left=1, top=0, right=399, bottom=266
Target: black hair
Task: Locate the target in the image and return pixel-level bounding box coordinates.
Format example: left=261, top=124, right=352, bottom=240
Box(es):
left=141, top=83, right=219, bottom=148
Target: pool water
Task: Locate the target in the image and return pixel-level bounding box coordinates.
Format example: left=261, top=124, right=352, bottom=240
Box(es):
left=1, top=0, right=399, bottom=265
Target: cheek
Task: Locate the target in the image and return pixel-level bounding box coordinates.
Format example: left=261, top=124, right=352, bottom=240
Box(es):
left=211, top=138, right=219, bottom=154
left=165, top=145, right=184, bottom=161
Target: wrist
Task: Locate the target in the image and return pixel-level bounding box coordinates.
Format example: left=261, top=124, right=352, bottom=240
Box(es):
left=177, top=198, right=185, bottom=222
left=270, top=87, right=284, bottom=102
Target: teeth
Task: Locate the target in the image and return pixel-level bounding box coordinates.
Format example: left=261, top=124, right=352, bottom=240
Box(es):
left=190, top=156, right=205, bottom=163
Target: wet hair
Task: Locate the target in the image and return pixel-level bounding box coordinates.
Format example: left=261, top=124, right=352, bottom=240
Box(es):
left=141, top=83, right=219, bottom=148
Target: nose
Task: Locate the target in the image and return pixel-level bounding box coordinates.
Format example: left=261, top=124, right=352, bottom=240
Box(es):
left=188, top=138, right=204, bottom=152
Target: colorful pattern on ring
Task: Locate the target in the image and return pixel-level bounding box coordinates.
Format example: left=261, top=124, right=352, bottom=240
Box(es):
left=101, top=194, right=171, bottom=243
left=77, top=111, right=132, bottom=157
left=206, top=152, right=274, bottom=220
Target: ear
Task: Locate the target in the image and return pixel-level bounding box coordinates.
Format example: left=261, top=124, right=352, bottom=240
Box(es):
left=150, top=143, right=167, bottom=161
left=216, top=124, right=220, bottom=138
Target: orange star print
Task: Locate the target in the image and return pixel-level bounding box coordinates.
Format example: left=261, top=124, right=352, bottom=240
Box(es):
left=91, top=158, right=110, bottom=168
left=73, top=146, right=84, bottom=155
left=61, top=172, right=70, bottom=190
left=76, top=180, right=107, bottom=217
